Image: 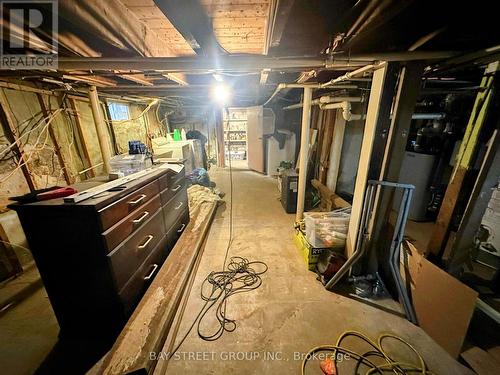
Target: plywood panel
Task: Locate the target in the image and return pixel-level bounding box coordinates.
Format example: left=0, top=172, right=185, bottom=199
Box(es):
left=121, top=1, right=195, bottom=56
left=403, top=241, right=478, bottom=358
left=122, top=0, right=270, bottom=55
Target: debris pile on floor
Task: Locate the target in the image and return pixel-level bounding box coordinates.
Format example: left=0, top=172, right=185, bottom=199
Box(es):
left=187, top=185, right=222, bottom=214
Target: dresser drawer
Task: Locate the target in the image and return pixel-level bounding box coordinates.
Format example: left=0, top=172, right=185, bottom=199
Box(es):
left=118, top=234, right=167, bottom=314
left=160, top=179, right=186, bottom=206
left=98, top=179, right=160, bottom=231
left=108, top=208, right=165, bottom=290
left=160, top=167, right=185, bottom=190
left=163, top=187, right=188, bottom=230
left=102, top=194, right=161, bottom=252
left=166, top=209, right=190, bottom=251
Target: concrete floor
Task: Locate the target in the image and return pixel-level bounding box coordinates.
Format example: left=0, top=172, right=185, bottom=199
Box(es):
left=162, top=165, right=473, bottom=374
left=0, top=284, right=58, bottom=375
left=0, top=162, right=473, bottom=374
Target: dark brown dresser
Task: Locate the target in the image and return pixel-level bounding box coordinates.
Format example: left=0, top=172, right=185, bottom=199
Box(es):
left=10, top=165, right=189, bottom=340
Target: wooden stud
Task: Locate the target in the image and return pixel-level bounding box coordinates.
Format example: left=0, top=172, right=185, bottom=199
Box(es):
left=427, top=65, right=497, bottom=256
left=319, top=110, right=335, bottom=184
left=446, top=130, right=499, bottom=269
left=36, top=94, right=72, bottom=185
left=346, top=64, right=392, bottom=257
left=0, top=89, right=36, bottom=191
left=326, top=110, right=346, bottom=193
left=368, top=62, right=424, bottom=260
left=68, top=98, right=95, bottom=178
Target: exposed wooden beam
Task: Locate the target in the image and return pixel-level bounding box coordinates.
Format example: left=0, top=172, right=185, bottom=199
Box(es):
left=58, top=55, right=327, bottom=71
left=62, top=75, right=117, bottom=87
left=68, top=98, right=95, bottom=178
left=0, top=89, right=36, bottom=191
left=36, top=94, right=72, bottom=185
left=446, top=130, right=499, bottom=270
left=318, top=110, right=335, bottom=185
left=326, top=110, right=346, bottom=192
left=427, top=63, right=498, bottom=256
left=162, top=73, right=188, bottom=86
left=57, top=51, right=456, bottom=71
left=114, top=72, right=154, bottom=86
left=58, top=0, right=188, bottom=84
left=269, top=0, right=295, bottom=48
left=346, top=64, right=393, bottom=257
left=369, top=62, right=424, bottom=271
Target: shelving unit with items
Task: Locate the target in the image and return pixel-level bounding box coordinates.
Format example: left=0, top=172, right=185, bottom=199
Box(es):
left=223, top=108, right=248, bottom=161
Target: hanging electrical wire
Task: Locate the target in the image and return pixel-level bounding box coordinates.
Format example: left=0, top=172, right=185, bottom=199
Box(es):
left=0, top=101, right=66, bottom=185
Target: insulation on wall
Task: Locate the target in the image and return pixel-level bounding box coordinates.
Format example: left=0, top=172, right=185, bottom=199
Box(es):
left=72, top=99, right=105, bottom=177
left=0, top=88, right=67, bottom=205
left=0, top=85, right=168, bottom=209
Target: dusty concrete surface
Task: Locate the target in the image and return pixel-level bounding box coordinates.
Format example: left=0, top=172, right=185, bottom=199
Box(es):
left=162, top=165, right=473, bottom=375
left=0, top=285, right=58, bottom=375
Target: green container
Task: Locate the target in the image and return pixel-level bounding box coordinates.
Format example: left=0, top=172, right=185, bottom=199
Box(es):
left=173, top=129, right=181, bottom=141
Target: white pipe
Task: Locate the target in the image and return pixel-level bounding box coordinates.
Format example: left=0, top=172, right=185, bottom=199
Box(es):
left=264, top=83, right=358, bottom=106
left=284, top=96, right=362, bottom=110
left=320, top=101, right=366, bottom=121
left=296, top=87, right=313, bottom=222
left=319, top=96, right=363, bottom=104
left=88, top=86, right=112, bottom=174
left=321, top=62, right=385, bottom=88
left=411, top=113, right=445, bottom=120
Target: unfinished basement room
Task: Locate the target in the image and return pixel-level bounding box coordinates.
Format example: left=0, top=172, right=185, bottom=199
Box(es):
left=1, top=1, right=500, bottom=374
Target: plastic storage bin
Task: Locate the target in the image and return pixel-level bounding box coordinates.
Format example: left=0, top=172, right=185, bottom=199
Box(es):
left=304, top=208, right=350, bottom=248
left=109, top=154, right=152, bottom=176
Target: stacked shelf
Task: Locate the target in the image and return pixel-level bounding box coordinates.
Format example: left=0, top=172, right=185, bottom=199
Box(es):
left=223, top=110, right=248, bottom=160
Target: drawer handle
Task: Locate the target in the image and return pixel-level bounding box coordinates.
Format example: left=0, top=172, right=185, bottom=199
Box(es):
left=132, top=211, right=149, bottom=224
left=177, top=223, right=186, bottom=233
left=174, top=201, right=183, bottom=210
left=144, top=264, right=158, bottom=280
left=171, top=184, right=182, bottom=192
left=138, top=235, right=154, bottom=249
left=129, top=194, right=146, bottom=206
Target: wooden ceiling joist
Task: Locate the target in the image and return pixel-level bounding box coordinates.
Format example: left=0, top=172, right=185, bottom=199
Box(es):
left=59, top=0, right=188, bottom=84
left=114, top=72, right=154, bottom=86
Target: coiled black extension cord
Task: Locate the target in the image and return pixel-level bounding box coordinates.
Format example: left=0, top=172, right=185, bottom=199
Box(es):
left=170, top=256, right=268, bottom=354
left=169, top=110, right=268, bottom=356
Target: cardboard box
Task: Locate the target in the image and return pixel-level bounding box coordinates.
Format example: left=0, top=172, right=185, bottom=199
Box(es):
left=401, top=241, right=478, bottom=358
left=294, top=229, right=331, bottom=271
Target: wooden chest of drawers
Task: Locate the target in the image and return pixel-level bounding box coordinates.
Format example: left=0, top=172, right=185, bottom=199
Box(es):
left=10, top=166, right=189, bottom=340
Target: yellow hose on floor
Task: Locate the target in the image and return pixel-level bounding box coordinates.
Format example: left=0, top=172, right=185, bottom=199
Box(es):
left=301, top=330, right=435, bottom=375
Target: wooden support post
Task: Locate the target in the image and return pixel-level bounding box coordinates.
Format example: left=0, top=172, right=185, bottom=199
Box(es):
left=346, top=64, right=395, bottom=257
left=296, top=86, right=313, bottom=222
left=88, top=86, right=112, bottom=174
left=69, top=98, right=95, bottom=178
left=318, top=110, right=335, bottom=185
left=368, top=62, right=424, bottom=271
left=427, top=63, right=497, bottom=256
left=215, top=108, right=225, bottom=167
left=36, top=94, right=72, bottom=185
left=0, top=88, right=35, bottom=191
left=446, top=130, right=499, bottom=271
left=326, top=110, right=346, bottom=193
